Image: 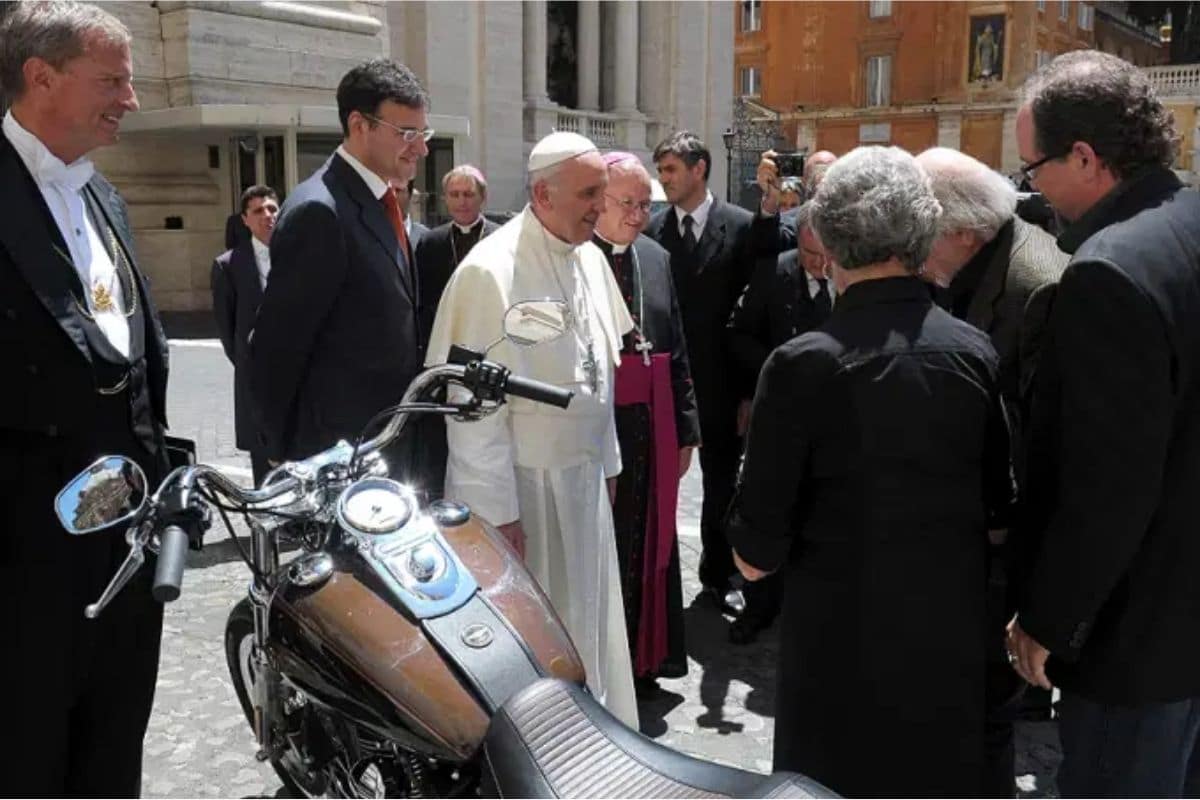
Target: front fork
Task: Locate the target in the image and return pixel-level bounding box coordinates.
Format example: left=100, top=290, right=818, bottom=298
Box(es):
left=248, top=517, right=282, bottom=761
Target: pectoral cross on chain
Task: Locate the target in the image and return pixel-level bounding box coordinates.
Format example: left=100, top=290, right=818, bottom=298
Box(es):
left=582, top=342, right=599, bottom=393
left=634, top=336, right=654, bottom=367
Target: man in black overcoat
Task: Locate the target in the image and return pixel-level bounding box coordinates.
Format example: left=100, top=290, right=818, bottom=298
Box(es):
left=211, top=184, right=278, bottom=484
left=1007, top=51, right=1200, bottom=797
left=0, top=4, right=171, bottom=794
left=726, top=201, right=834, bottom=644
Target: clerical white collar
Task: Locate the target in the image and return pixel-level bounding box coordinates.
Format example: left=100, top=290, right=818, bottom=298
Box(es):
left=524, top=205, right=579, bottom=256
left=673, top=190, right=714, bottom=232
left=452, top=216, right=485, bottom=235
left=594, top=232, right=630, bottom=255
left=336, top=144, right=389, bottom=200
left=3, top=109, right=94, bottom=190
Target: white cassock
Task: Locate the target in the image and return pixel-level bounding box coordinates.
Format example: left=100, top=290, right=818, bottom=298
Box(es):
left=426, top=207, right=639, bottom=727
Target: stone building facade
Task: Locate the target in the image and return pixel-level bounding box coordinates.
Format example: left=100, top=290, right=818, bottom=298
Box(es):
left=87, top=1, right=733, bottom=311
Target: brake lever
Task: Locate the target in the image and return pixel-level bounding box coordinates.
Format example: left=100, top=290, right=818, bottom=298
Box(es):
left=84, top=520, right=151, bottom=619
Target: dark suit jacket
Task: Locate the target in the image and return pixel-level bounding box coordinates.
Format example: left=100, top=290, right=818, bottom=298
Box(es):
left=646, top=197, right=756, bottom=445
left=0, top=135, right=169, bottom=447
left=1018, top=168, right=1200, bottom=704
left=414, top=218, right=500, bottom=340
left=211, top=242, right=262, bottom=450
left=251, top=154, right=424, bottom=480
left=957, top=217, right=1067, bottom=410
left=728, top=248, right=831, bottom=395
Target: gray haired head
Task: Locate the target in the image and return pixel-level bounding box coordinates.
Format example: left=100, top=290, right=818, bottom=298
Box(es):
left=916, top=147, right=1016, bottom=240
left=0, top=1, right=131, bottom=101
left=809, top=146, right=941, bottom=272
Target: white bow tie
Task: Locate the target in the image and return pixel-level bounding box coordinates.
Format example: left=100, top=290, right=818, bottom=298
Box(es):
left=36, top=153, right=95, bottom=194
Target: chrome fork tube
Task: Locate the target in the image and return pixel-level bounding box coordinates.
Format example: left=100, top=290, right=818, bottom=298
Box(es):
left=248, top=517, right=280, bottom=756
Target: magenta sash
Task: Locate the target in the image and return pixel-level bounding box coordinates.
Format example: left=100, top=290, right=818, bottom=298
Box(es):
left=614, top=351, right=679, bottom=676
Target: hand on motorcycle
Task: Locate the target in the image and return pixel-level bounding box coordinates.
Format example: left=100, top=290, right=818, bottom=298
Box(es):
left=497, top=520, right=526, bottom=560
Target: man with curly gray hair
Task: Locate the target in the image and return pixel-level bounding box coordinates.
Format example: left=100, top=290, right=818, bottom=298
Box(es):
left=1007, top=49, right=1200, bottom=797
left=726, top=146, right=1013, bottom=796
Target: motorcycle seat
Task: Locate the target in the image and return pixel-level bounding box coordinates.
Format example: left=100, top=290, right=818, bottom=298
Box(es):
left=480, top=678, right=838, bottom=798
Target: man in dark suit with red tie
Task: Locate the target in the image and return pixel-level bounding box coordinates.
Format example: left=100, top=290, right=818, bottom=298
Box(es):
left=211, top=184, right=278, bottom=484
left=251, top=59, right=434, bottom=490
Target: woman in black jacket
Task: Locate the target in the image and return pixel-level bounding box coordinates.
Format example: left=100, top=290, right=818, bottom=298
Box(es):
left=728, top=146, right=1013, bottom=798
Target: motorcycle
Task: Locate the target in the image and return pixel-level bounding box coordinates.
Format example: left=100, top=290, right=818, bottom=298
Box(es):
left=54, top=300, right=836, bottom=799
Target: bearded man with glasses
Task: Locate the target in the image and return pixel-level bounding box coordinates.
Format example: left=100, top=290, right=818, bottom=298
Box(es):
left=251, top=59, right=438, bottom=494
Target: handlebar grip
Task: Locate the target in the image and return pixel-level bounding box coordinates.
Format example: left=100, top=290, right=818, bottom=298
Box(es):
left=504, top=374, right=574, bottom=409
left=153, top=525, right=190, bottom=603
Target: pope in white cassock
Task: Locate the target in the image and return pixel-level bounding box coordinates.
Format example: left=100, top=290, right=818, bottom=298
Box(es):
left=425, top=132, right=639, bottom=726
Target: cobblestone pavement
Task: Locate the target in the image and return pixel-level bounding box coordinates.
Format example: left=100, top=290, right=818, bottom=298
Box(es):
left=140, top=335, right=1061, bottom=797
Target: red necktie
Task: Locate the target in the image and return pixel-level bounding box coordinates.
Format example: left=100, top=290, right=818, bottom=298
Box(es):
left=381, top=189, right=412, bottom=264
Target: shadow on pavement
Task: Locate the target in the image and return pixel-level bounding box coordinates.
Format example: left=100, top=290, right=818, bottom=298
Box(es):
left=683, top=596, right=777, bottom=734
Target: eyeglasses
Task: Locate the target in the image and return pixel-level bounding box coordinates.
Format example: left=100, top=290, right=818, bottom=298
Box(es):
left=605, top=194, right=653, bottom=216
left=1018, top=149, right=1069, bottom=182
left=362, top=113, right=435, bottom=143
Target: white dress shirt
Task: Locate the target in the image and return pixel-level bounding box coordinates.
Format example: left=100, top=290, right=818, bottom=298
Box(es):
left=673, top=190, right=715, bottom=241
left=806, top=271, right=835, bottom=304
left=251, top=236, right=271, bottom=289
left=335, top=144, right=388, bottom=200
left=3, top=110, right=129, bottom=357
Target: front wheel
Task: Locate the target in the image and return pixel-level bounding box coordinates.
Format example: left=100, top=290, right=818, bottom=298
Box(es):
left=224, top=598, right=335, bottom=798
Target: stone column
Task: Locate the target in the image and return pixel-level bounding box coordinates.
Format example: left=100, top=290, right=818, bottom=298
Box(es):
left=523, top=0, right=549, bottom=103
left=613, top=0, right=638, bottom=112
left=577, top=0, right=600, bottom=110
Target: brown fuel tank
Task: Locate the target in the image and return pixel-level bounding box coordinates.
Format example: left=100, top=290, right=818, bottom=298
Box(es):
left=272, top=512, right=585, bottom=762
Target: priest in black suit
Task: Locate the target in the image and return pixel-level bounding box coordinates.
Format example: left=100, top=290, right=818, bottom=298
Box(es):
left=211, top=184, right=278, bottom=484
left=647, top=131, right=757, bottom=615
left=595, top=152, right=701, bottom=691
left=411, top=166, right=499, bottom=498
left=726, top=201, right=834, bottom=644
left=414, top=165, right=500, bottom=338
left=251, top=60, right=434, bottom=491
left=0, top=4, right=171, bottom=793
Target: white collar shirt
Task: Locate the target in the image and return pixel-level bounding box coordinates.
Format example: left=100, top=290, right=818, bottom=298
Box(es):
left=674, top=190, right=714, bottom=241
left=336, top=144, right=389, bottom=200
left=3, top=110, right=129, bottom=357
left=251, top=236, right=271, bottom=289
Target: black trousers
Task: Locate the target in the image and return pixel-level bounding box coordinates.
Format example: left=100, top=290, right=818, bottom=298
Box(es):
left=250, top=448, right=272, bottom=485
left=0, top=396, right=165, bottom=796
left=697, top=436, right=741, bottom=590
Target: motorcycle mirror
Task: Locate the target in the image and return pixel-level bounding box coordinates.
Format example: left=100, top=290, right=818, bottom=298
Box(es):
left=502, top=300, right=572, bottom=348
left=55, top=456, right=148, bottom=535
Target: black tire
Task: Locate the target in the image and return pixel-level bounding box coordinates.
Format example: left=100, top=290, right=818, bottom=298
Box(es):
left=224, top=598, right=332, bottom=798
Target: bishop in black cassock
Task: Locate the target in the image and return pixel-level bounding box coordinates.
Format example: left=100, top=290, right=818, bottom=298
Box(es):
left=595, top=152, right=701, bottom=688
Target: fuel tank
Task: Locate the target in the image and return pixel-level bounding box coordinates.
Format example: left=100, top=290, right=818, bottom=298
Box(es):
left=269, top=508, right=586, bottom=762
